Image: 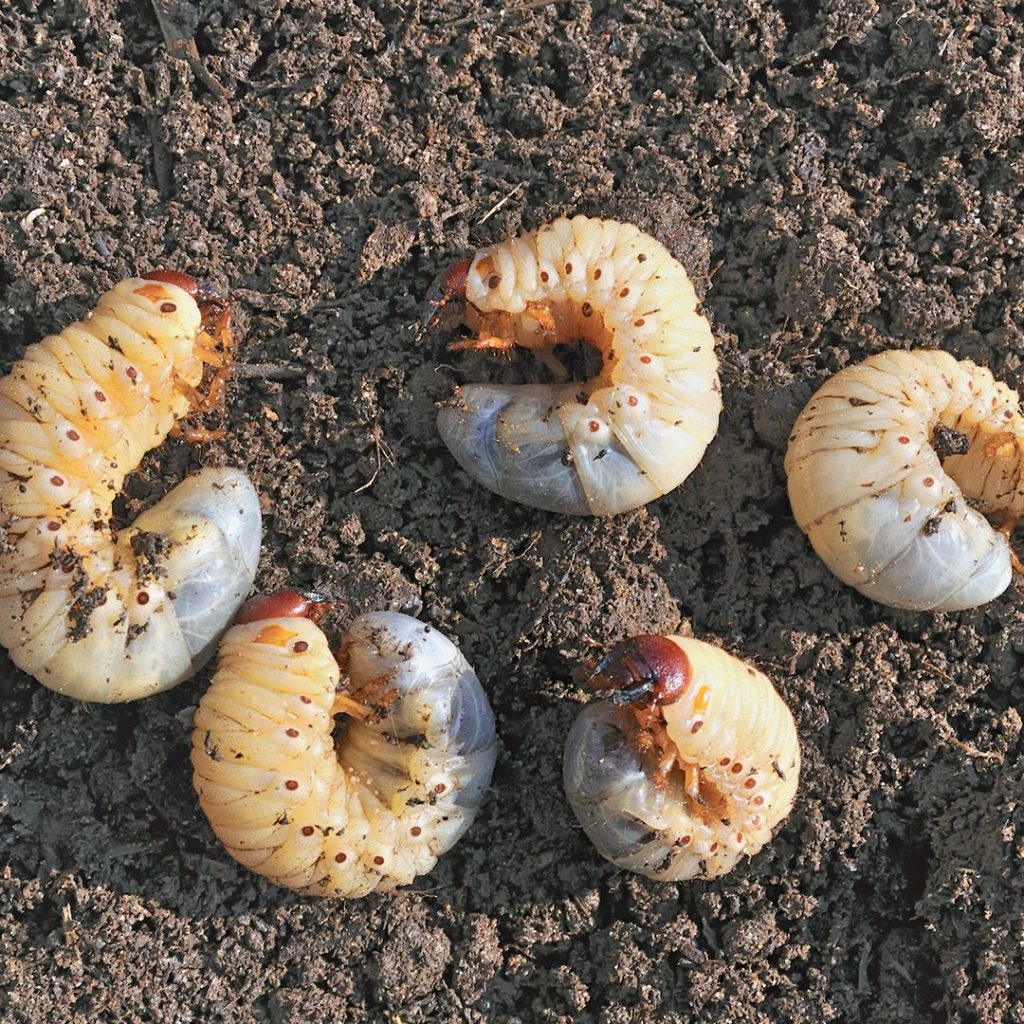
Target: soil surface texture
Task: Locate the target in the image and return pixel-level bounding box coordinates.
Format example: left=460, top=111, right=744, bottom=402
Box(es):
left=2, top=1, right=1024, bottom=1022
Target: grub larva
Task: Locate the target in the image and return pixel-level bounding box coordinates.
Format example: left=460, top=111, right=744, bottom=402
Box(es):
left=191, top=592, right=497, bottom=897
left=563, top=635, right=800, bottom=880
left=785, top=350, right=1024, bottom=611
left=0, top=273, right=261, bottom=702
left=433, top=215, right=722, bottom=515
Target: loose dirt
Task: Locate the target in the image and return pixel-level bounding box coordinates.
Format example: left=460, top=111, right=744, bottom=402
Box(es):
left=1, top=2, right=1022, bottom=1022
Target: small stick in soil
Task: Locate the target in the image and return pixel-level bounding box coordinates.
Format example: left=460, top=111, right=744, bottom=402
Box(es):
left=354, top=423, right=395, bottom=494
left=693, top=28, right=740, bottom=86
left=478, top=182, right=525, bottom=225
left=133, top=71, right=174, bottom=199
left=229, top=362, right=306, bottom=380
left=150, top=0, right=228, bottom=98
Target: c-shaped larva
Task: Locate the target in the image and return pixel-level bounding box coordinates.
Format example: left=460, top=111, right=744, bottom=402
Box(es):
left=785, top=350, right=1024, bottom=611
left=433, top=215, right=722, bottom=515
left=0, top=273, right=261, bottom=702
left=191, top=592, right=497, bottom=897
left=563, top=635, right=800, bottom=880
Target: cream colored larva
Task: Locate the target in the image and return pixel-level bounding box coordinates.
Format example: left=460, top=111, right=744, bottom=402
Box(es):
left=0, top=272, right=261, bottom=702
left=191, top=592, right=497, bottom=897
left=433, top=215, right=721, bottom=515
left=785, top=349, right=1024, bottom=611
left=564, top=635, right=800, bottom=880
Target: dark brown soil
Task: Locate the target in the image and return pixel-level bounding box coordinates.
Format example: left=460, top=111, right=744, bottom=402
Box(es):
left=2, top=2, right=1023, bottom=1021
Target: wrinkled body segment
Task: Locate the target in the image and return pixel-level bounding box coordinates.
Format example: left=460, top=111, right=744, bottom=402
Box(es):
left=0, top=277, right=261, bottom=701
left=564, top=636, right=800, bottom=880
left=437, top=215, right=722, bottom=515
left=785, top=350, right=1024, bottom=611
left=192, top=610, right=497, bottom=897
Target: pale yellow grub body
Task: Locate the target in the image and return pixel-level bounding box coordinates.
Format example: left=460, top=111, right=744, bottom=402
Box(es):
left=192, top=612, right=497, bottom=898
left=564, top=637, right=800, bottom=880
left=438, top=215, right=722, bottom=515
left=785, top=350, right=1024, bottom=610
left=0, top=278, right=260, bottom=701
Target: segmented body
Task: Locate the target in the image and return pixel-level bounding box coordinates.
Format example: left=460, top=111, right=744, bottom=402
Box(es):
left=192, top=605, right=497, bottom=897
left=785, top=350, right=1024, bottom=610
left=564, top=636, right=800, bottom=880
left=437, top=215, right=721, bottom=515
left=0, top=276, right=261, bottom=701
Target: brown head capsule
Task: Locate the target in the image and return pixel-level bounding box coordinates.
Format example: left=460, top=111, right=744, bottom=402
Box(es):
left=144, top=268, right=201, bottom=299
left=586, top=634, right=691, bottom=706
left=235, top=590, right=331, bottom=625
left=424, top=258, right=472, bottom=332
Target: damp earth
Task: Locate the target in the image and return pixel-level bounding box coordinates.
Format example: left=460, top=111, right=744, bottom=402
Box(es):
left=1, top=2, right=1023, bottom=1022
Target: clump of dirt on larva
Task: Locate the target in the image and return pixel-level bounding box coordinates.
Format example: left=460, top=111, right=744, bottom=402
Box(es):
left=2, top=2, right=1024, bottom=1023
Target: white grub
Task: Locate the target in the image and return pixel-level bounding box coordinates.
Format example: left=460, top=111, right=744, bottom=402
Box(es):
left=437, top=215, right=721, bottom=515
left=564, top=635, right=800, bottom=880
left=192, top=606, right=497, bottom=898
left=786, top=350, right=1024, bottom=611
left=0, top=276, right=260, bottom=701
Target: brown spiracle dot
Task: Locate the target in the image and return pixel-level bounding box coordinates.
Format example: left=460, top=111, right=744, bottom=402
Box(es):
left=744, top=778, right=757, bottom=789
left=160, top=302, right=177, bottom=313
left=565, top=262, right=573, bottom=275
left=300, top=696, right=312, bottom=704
left=66, top=429, right=80, bottom=441
left=301, top=826, right=315, bottom=837
left=286, top=728, right=299, bottom=738
left=730, top=762, right=743, bottom=774
left=137, top=592, right=150, bottom=605
left=593, top=268, right=602, bottom=280
left=488, top=274, right=501, bottom=289
left=335, top=852, right=347, bottom=863
left=581, top=302, right=593, bottom=318
left=47, top=521, right=60, bottom=532
left=50, top=475, right=64, bottom=487
left=540, top=270, right=550, bottom=282
left=410, top=826, right=422, bottom=837
left=373, top=855, right=385, bottom=866
left=95, top=390, right=107, bottom=402
left=292, top=640, right=309, bottom=654
left=285, top=780, right=299, bottom=791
